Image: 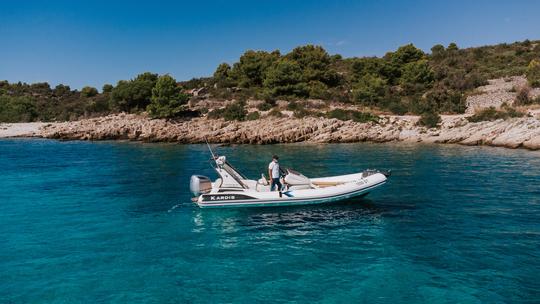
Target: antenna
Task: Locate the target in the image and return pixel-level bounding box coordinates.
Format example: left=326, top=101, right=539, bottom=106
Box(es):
left=205, top=137, right=216, bottom=160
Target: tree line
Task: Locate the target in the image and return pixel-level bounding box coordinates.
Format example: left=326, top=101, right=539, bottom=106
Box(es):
left=0, top=73, right=189, bottom=122
left=1, top=39, right=539, bottom=123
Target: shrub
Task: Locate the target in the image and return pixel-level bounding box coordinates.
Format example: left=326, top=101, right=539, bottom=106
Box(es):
left=308, top=80, right=330, bottom=99
left=246, top=111, right=260, bottom=120
left=207, top=101, right=247, bottom=121
left=256, top=100, right=275, bottom=111
left=85, top=95, right=111, bottom=114
left=207, top=108, right=224, bottom=119
left=293, top=107, right=318, bottom=118
left=390, top=43, right=425, bottom=66
left=515, top=87, right=531, bottom=105
left=0, top=95, right=38, bottom=122
left=424, top=88, right=466, bottom=114
left=418, top=110, right=441, bottom=128
left=467, top=106, right=525, bottom=122
left=147, top=75, right=190, bottom=118
left=110, top=72, right=158, bottom=112
left=326, top=109, right=379, bottom=123
left=399, top=59, right=434, bottom=94
left=222, top=101, right=247, bottom=121
left=263, top=58, right=309, bottom=97
left=387, top=101, right=408, bottom=115
left=213, top=63, right=236, bottom=88
left=286, top=101, right=304, bottom=111
left=231, top=50, right=280, bottom=87
left=352, top=74, right=387, bottom=106
left=81, top=86, right=98, bottom=97
left=526, top=59, right=540, bottom=87
left=102, top=84, right=114, bottom=93
left=430, top=44, right=446, bottom=58
left=267, top=108, right=284, bottom=117
left=285, top=45, right=339, bottom=86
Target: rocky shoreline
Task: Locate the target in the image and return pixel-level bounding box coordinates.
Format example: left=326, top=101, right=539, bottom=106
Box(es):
left=1, top=113, right=528, bottom=150
left=2, top=75, right=539, bottom=150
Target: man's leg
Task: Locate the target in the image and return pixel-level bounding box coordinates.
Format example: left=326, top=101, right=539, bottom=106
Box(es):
left=274, top=178, right=282, bottom=191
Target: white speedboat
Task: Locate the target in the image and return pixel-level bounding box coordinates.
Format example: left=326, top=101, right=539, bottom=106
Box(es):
left=190, top=147, right=390, bottom=208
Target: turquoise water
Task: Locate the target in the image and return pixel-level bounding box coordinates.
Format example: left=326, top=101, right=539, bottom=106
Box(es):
left=1, top=139, right=539, bottom=303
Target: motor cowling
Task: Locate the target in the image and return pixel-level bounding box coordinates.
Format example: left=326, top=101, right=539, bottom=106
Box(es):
left=190, top=175, right=212, bottom=196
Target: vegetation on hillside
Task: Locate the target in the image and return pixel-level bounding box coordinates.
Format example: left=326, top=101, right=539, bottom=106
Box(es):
left=467, top=104, right=525, bottom=122
left=147, top=75, right=190, bottom=118
left=1, top=39, right=539, bottom=122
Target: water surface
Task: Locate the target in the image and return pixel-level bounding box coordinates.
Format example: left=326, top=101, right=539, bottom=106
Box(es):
left=1, top=139, right=539, bottom=303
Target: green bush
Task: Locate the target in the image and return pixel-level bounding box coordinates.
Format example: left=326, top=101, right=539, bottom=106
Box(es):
left=231, top=50, right=280, bottom=87
left=526, top=59, right=540, bottom=87
left=207, top=101, right=247, bottom=121
left=102, top=84, right=114, bottom=93
left=0, top=95, right=38, bottom=122
left=81, top=86, right=98, bottom=97
left=399, top=59, right=434, bottom=94
left=207, top=108, right=224, bottom=119
left=352, top=74, right=387, bottom=106
left=285, top=45, right=339, bottom=86
left=223, top=101, right=248, bottom=121
left=256, top=101, right=274, bottom=111
left=267, top=108, right=284, bottom=117
left=308, top=80, right=330, bottom=99
left=424, top=88, right=466, bottom=114
left=110, top=72, right=158, bottom=112
left=147, top=75, right=190, bottom=118
left=387, top=101, right=408, bottom=115
left=286, top=101, right=304, bottom=111
left=293, top=107, right=318, bottom=118
left=84, top=95, right=111, bottom=114
left=263, top=59, right=309, bottom=98
left=467, top=106, right=525, bottom=122
left=418, top=111, right=441, bottom=128
left=52, top=84, right=71, bottom=96
left=287, top=101, right=322, bottom=118
left=213, top=63, right=236, bottom=88
left=326, top=109, right=379, bottom=123
left=246, top=111, right=260, bottom=120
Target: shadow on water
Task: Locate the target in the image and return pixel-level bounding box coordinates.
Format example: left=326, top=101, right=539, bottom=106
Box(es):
left=187, top=194, right=415, bottom=234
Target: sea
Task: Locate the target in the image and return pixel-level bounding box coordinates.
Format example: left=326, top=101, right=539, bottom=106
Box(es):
left=1, top=139, right=539, bottom=303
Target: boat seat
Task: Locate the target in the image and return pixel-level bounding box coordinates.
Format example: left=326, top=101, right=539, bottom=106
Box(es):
left=311, top=181, right=345, bottom=188
left=288, top=185, right=312, bottom=191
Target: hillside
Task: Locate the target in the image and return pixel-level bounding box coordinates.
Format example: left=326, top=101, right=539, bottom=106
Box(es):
left=1, top=39, right=540, bottom=124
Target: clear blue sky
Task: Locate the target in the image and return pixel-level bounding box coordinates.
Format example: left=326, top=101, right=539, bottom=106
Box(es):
left=1, top=0, right=539, bottom=90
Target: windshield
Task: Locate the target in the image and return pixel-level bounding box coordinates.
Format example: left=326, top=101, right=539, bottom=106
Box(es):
left=224, top=161, right=248, bottom=180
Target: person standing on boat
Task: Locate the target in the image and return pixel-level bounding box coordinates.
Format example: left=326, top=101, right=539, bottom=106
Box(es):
left=268, top=155, right=282, bottom=191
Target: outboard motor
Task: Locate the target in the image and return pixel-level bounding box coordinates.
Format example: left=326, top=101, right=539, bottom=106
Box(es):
left=190, top=175, right=212, bottom=196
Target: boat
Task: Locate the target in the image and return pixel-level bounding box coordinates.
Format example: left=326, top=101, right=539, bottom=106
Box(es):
left=190, top=146, right=390, bottom=208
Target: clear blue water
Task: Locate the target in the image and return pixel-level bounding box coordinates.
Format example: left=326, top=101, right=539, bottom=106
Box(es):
left=1, top=139, right=539, bottom=303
